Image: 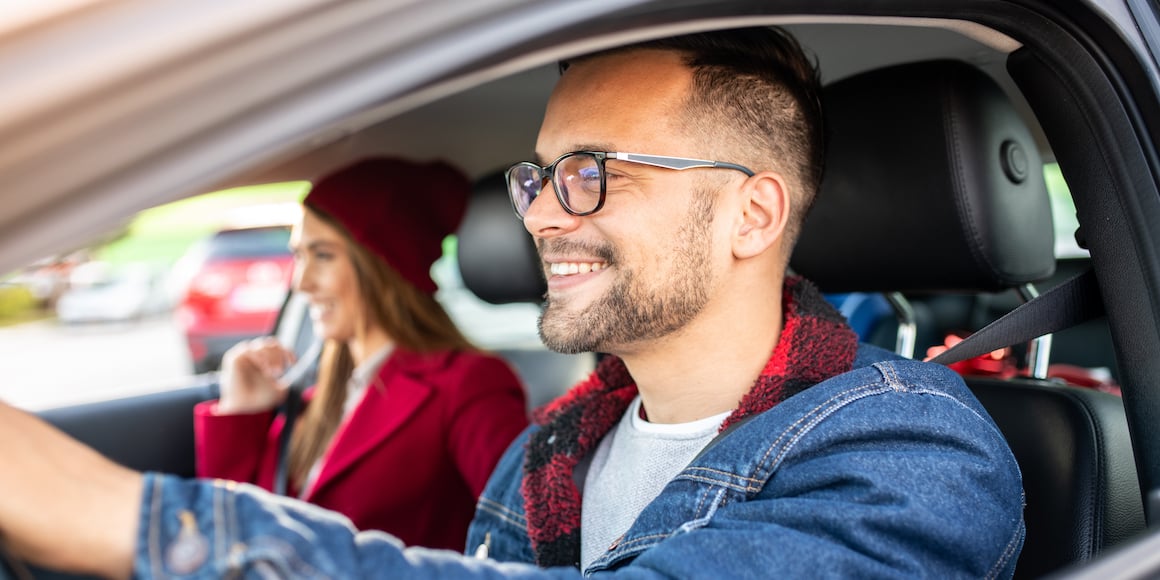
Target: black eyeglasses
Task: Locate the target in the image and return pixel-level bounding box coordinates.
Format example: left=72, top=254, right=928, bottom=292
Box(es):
left=505, top=151, right=755, bottom=219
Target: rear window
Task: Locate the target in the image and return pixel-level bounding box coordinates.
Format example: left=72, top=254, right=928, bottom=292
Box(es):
left=205, top=227, right=292, bottom=260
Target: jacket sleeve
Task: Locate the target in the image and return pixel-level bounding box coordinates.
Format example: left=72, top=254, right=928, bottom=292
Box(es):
left=192, top=400, right=277, bottom=484
left=137, top=473, right=584, bottom=579
left=443, top=354, right=530, bottom=497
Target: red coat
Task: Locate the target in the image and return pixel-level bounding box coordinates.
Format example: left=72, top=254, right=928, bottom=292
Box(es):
left=194, top=348, right=529, bottom=551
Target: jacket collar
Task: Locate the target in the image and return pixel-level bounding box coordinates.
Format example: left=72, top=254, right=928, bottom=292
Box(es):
left=520, top=276, right=859, bottom=568
left=302, top=348, right=451, bottom=499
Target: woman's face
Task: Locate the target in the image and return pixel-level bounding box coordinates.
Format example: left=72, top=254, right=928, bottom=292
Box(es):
left=290, top=210, right=365, bottom=344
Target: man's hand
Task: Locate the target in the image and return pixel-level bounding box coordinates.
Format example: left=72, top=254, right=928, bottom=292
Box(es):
left=0, top=402, right=141, bottom=579
left=217, top=337, right=296, bottom=414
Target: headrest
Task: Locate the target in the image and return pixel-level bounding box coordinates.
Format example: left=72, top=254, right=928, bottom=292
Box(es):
left=457, top=170, right=546, bottom=304
left=791, top=60, right=1056, bottom=293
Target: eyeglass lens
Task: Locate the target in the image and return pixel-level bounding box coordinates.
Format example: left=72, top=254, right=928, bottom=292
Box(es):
left=508, top=153, right=603, bottom=217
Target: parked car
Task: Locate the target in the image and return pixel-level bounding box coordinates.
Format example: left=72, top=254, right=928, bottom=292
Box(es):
left=1, top=1, right=1159, bottom=578
left=55, top=262, right=169, bottom=324
left=172, top=224, right=294, bottom=373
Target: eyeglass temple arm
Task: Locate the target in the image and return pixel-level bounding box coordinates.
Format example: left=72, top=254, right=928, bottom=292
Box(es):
left=611, top=153, right=755, bottom=176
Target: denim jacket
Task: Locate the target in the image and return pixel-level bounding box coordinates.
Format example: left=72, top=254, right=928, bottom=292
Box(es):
left=136, top=344, right=1025, bottom=578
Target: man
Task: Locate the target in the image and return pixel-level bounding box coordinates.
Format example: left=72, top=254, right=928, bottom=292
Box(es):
left=0, top=26, right=1023, bottom=578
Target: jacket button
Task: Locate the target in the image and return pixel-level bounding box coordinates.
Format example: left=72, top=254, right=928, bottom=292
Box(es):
left=474, top=532, right=491, bottom=559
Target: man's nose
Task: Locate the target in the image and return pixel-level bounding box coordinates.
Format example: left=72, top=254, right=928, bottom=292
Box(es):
left=522, top=183, right=583, bottom=238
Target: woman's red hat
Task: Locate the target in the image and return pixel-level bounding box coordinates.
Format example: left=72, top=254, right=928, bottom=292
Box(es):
left=304, top=157, right=470, bottom=293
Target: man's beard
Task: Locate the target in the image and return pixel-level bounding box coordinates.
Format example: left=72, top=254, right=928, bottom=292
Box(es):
left=537, top=190, right=716, bottom=354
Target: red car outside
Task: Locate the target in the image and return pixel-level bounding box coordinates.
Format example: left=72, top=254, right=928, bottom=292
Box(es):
left=174, top=225, right=294, bottom=373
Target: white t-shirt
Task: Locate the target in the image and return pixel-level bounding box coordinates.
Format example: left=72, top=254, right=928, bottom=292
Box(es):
left=580, top=396, right=730, bottom=570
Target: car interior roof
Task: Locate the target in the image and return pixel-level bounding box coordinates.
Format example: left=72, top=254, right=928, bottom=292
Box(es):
left=0, top=13, right=1053, bottom=276
left=220, top=18, right=1035, bottom=189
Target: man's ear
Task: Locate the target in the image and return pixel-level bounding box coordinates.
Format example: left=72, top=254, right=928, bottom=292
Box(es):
left=732, top=172, right=790, bottom=260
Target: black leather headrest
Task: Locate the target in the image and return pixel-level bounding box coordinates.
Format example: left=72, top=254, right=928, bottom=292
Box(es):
left=791, top=60, right=1055, bottom=293
left=457, top=170, right=546, bottom=304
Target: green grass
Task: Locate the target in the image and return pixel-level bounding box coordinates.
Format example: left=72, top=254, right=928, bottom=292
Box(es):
left=0, top=285, right=50, bottom=327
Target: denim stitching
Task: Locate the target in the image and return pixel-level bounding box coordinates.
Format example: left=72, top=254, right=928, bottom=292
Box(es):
left=477, top=496, right=527, bottom=527
left=881, top=361, right=904, bottom=390
left=904, top=385, right=1010, bottom=446
left=674, top=383, right=897, bottom=493
left=678, top=361, right=1007, bottom=496
left=986, top=509, right=1025, bottom=580
left=677, top=473, right=755, bottom=493
left=691, top=486, right=710, bottom=517
left=681, top=384, right=895, bottom=496
left=674, top=488, right=726, bottom=535
left=615, top=531, right=673, bottom=550
left=765, top=386, right=895, bottom=481
left=759, top=379, right=891, bottom=469
left=762, top=362, right=1009, bottom=488
left=599, top=491, right=727, bottom=566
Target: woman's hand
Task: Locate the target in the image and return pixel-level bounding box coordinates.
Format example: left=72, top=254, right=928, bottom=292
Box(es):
left=217, top=337, right=297, bottom=414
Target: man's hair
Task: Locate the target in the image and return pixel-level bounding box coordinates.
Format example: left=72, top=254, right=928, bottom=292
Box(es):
left=563, top=27, right=824, bottom=244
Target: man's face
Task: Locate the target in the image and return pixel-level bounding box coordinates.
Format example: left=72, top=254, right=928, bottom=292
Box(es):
left=523, top=50, right=728, bottom=355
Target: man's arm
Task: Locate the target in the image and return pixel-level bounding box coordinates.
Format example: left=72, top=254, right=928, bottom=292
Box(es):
left=0, top=401, right=563, bottom=579
left=0, top=402, right=139, bottom=579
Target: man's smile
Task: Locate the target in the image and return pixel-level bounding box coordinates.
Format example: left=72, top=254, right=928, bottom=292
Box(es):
left=548, top=261, right=607, bottom=276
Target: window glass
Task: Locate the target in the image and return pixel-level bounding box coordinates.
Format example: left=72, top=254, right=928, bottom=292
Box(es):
left=0, top=183, right=308, bottom=410
left=203, top=227, right=294, bottom=260
left=1045, top=163, right=1087, bottom=258
left=0, top=181, right=550, bottom=411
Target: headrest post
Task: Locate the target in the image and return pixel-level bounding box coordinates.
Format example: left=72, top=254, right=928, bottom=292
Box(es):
left=884, top=291, right=916, bottom=358
left=1017, top=283, right=1053, bottom=379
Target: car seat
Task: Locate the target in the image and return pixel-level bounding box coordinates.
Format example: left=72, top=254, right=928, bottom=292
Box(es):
left=791, top=59, right=1145, bottom=577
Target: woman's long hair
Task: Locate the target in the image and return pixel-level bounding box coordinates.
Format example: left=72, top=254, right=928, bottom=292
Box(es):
left=287, top=207, right=475, bottom=488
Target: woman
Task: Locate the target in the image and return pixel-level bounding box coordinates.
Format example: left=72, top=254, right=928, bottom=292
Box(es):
left=193, top=157, right=529, bottom=551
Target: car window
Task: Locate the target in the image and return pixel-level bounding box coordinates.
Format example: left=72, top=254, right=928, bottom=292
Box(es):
left=0, top=182, right=545, bottom=411
left=1046, top=162, right=1086, bottom=258
left=0, top=185, right=306, bottom=410
left=204, top=227, right=293, bottom=260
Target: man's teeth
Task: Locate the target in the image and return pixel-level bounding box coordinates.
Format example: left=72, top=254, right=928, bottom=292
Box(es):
left=549, top=262, right=605, bottom=276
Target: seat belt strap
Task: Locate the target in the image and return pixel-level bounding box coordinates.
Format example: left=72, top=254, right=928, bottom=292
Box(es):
left=274, top=388, right=301, bottom=496
left=929, top=267, right=1104, bottom=365
left=273, top=338, right=323, bottom=496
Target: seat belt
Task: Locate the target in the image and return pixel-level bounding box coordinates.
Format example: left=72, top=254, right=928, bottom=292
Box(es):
left=929, top=267, right=1104, bottom=366
left=273, top=338, right=323, bottom=496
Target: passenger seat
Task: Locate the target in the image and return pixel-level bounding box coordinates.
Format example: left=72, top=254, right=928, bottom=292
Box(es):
left=791, top=59, right=1145, bottom=577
